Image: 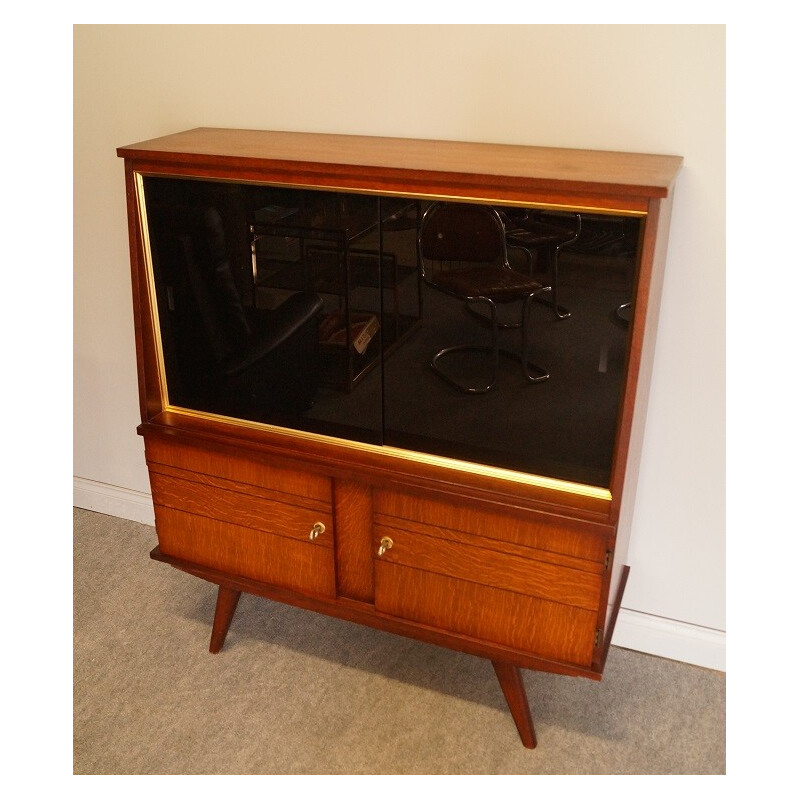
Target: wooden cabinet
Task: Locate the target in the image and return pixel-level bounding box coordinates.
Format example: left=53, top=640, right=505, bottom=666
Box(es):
left=118, top=128, right=682, bottom=748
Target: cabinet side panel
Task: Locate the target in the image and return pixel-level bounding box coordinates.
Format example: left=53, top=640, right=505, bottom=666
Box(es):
left=605, top=192, right=676, bottom=638
left=333, top=480, right=375, bottom=603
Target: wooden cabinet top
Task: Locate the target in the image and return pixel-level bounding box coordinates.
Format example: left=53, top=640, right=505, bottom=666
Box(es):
left=117, top=127, right=683, bottom=201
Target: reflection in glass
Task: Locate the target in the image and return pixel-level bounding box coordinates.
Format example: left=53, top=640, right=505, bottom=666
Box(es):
left=382, top=204, right=641, bottom=487
left=142, top=176, right=641, bottom=487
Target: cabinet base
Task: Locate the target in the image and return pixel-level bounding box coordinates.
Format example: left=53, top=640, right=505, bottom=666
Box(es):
left=152, top=546, right=629, bottom=748
left=205, top=579, right=538, bottom=747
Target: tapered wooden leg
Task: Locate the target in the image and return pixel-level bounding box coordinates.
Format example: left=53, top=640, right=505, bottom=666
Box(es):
left=209, top=586, right=241, bottom=654
left=492, top=660, right=537, bottom=749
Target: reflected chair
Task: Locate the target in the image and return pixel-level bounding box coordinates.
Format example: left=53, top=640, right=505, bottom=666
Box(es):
left=417, top=202, right=550, bottom=394
left=497, top=208, right=581, bottom=319
left=151, top=203, right=324, bottom=416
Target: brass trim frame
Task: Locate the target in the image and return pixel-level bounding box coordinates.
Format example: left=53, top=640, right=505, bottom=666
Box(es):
left=134, top=172, right=170, bottom=406
left=134, top=169, right=649, bottom=218
left=133, top=169, right=624, bottom=504
left=164, top=405, right=612, bottom=502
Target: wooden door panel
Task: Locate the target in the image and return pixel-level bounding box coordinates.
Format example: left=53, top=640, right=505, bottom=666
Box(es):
left=145, top=436, right=332, bottom=504
left=373, top=489, right=611, bottom=562
left=154, top=506, right=336, bottom=597
left=150, top=471, right=332, bottom=547
left=373, top=523, right=602, bottom=611
left=375, top=561, right=597, bottom=666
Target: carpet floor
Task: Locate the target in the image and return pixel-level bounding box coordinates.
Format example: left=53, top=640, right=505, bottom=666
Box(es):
left=73, top=507, right=725, bottom=775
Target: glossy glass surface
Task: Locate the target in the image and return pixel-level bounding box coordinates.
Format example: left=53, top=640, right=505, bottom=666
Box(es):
left=142, top=176, right=640, bottom=487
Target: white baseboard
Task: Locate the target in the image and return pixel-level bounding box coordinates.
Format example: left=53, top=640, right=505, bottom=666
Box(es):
left=73, top=477, right=725, bottom=672
left=612, top=608, right=725, bottom=672
left=73, top=476, right=155, bottom=526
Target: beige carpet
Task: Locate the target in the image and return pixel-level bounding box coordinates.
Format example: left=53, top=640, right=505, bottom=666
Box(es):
left=73, top=507, right=725, bottom=775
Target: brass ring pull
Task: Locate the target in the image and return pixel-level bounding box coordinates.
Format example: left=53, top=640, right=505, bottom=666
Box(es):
left=377, top=536, right=393, bottom=557
left=309, top=521, right=326, bottom=540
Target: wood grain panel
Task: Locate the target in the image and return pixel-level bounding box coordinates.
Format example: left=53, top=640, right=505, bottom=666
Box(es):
left=148, top=461, right=330, bottom=514
left=153, top=506, right=335, bottom=597
left=374, top=562, right=596, bottom=666
left=149, top=471, right=332, bottom=548
left=145, top=435, right=331, bottom=504
left=374, top=489, right=610, bottom=562
left=374, top=525, right=602, bottom=611
left=333, top=480, right=374, bottom=602
left=373, top=512, right=604, bottom=574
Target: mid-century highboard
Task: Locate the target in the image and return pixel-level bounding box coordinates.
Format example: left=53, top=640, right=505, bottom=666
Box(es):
left=117, top=128, right=682, bottom=748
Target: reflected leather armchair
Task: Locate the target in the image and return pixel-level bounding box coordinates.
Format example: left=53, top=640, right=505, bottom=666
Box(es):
left=418, top=202, right=550, bottom=394
left=497, top=208, right=581, bottom=319
left=152, top=203, right=324, bottom=417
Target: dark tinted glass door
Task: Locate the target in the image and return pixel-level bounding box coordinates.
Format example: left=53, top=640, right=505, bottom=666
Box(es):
left=143, top=177, right=385, bottom=444
left=143, top=177, right=640, bottom=487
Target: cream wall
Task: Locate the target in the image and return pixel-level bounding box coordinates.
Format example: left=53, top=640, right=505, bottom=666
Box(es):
left=73, top=25, right=725, bottom=668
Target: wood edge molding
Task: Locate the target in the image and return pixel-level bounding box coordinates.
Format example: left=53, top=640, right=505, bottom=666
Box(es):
left=123, top=155, right=664, bottom=211
left=117, top=128, right=682, bottom=200
left=116, top=128, right=683, bottom=197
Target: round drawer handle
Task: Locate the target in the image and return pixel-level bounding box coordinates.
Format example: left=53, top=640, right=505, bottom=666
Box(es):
left=309, top=521, right=326, bottom=540
left=377, top=536, right=394, bottom=557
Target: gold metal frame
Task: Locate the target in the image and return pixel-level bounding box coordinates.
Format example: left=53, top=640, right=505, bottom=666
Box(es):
left=134, top=169, right=634, bottom=503
left=135, top=169, right=649, bottom=218
left=135, top=172, right=169, bottom=407
left=169, top=405, right=612, bottom=501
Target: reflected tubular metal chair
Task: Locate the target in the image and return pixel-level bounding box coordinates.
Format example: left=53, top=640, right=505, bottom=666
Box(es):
left=497, top=208, right=581, bottom=319
left=418, top=202, right=550, bottom=394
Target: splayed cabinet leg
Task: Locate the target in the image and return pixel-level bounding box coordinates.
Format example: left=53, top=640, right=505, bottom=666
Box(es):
left=492, top=660, right=537, bottom=749
left=209, top=586, right=241, bottom=654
